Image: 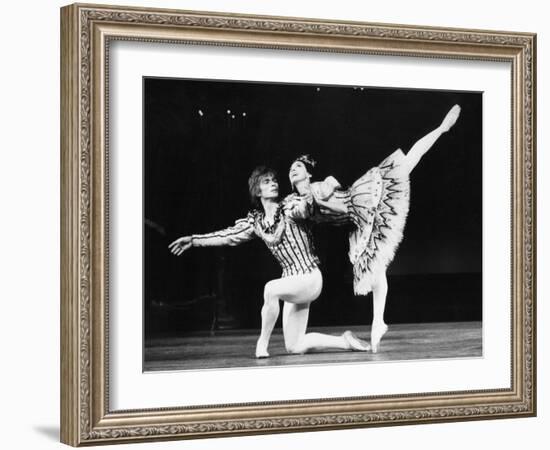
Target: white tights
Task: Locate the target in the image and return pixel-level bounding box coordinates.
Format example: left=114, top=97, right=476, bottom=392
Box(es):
left=367, top=105, right=460, bottom=350
left=401, top=104, right=460, bottom=176
left=255, top=269, right=352, bottom=357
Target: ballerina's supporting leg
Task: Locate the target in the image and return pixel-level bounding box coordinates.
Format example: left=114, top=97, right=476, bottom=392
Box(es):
left=371, top=271, right=389, bottom=353
left=367, top=106, right=461, bottom=352
left=402, top=104, right=461, bottom=176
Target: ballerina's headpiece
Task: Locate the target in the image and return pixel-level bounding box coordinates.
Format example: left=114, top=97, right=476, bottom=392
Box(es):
left=292, top=154, right=317, bottom=174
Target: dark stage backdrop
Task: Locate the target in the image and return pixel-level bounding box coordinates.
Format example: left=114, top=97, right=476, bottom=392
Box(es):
left=144, top=77, right=482, bottom=337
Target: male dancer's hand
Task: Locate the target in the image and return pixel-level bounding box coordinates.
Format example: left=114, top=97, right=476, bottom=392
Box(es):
left=168, top=236, right=193, bottom=255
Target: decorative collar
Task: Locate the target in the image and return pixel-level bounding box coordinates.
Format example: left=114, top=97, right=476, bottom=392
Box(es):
left=251, top=204, right=286, bottom=246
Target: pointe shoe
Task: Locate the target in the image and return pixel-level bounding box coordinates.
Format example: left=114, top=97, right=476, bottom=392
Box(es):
left=255, top=340, right=270, bottom=359
left=371, top=323, right=389, bottom=354
left=440, top=104, right=461, bottom=132
left=343, top=330, right=371, bottom=352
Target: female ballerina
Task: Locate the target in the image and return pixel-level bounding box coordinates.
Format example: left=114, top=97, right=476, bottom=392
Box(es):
left=286, top=104, right=462, bottom=353
left=168, top=166, right=370, bottom=358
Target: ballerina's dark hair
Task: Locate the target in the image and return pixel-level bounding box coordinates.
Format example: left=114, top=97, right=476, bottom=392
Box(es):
left=248, top=166, right=278, bottom=208
left=292, top=154, right=317, bottom=175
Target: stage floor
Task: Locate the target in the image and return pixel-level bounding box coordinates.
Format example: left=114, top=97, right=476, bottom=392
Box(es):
left=144, top=321, right=482, bottom=372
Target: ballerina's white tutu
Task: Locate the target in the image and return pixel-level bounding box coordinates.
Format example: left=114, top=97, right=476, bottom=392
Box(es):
left=305, top=149, right=410, bottom=295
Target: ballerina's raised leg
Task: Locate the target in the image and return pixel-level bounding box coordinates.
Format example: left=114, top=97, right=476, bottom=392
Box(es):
left=401, top=104, right=461, bottom=176
left=368, top=104, right=461, bottom=353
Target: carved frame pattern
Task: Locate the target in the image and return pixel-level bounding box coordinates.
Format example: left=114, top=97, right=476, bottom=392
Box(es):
left=60, top=3, right=536, bottom=446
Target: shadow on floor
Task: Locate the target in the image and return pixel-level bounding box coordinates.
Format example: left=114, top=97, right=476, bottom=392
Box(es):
left=33, top=425, right=59, bottom=442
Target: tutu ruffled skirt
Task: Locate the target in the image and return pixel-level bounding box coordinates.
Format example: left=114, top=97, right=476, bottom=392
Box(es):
left=346, top=149, right=410, bottom=295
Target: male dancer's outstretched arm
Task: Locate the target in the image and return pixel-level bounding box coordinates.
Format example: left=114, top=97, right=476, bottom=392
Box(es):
left=169, top=216, right=256, bottom=255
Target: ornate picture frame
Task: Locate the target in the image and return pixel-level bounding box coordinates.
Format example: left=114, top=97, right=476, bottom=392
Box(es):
left=60, top=3, right=536, bottom=446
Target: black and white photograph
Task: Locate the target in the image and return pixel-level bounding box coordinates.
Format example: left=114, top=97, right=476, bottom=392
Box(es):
left=3, top=0, right=541, bottom=447
left=144, top=77, right=482, bottom=372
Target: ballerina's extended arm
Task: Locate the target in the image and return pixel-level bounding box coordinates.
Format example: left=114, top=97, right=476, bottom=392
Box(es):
left=307, top=176, right=350, bottom=217
left=314, top=197, right=348, bottom=214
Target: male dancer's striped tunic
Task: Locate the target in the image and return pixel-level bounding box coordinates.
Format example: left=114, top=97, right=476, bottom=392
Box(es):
left=192, top=197, right=319, bottom=277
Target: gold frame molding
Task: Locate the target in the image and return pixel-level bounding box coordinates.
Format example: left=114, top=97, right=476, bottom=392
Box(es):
left=60, top=2, right=537, bottom=446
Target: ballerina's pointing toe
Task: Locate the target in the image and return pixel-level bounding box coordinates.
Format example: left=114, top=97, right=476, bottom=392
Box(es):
left=287, top=104, right=462, bottom=353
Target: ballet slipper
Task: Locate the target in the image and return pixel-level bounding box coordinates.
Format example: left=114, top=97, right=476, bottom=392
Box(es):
left=440, top=104, right=461, bottom=132
left=343, top=330, right=371, bottom=352
left=371, top=323, right=389, bottom=354
left=255, top=340, right=270, bottom=359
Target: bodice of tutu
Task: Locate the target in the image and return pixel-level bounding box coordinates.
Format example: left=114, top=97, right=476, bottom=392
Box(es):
left=306, top=172, right=384, bottom=225
left=293, top=149, right=411, bottom=295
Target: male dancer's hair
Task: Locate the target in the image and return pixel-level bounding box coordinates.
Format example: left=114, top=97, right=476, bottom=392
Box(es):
left=248, top=166, right=278, bottom=208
